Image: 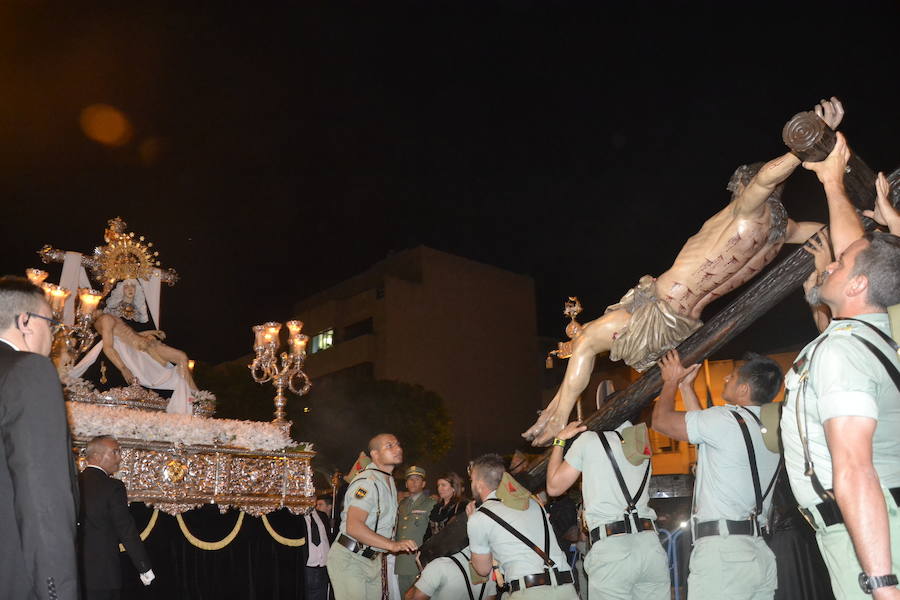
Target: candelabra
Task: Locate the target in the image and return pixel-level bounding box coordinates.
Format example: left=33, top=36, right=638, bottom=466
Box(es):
left=26, top=269, right=103, bottom=364
left=249, top=321, right=312, bottom=424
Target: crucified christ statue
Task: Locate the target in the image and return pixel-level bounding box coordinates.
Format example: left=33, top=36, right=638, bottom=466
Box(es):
left=522, top=98, right=844, bottom=446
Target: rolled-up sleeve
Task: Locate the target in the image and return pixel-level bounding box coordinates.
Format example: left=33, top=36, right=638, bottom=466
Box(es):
left=811, top=338, right=879, bottom=422
left=466, top=513, right=491, bottom=555
left=685, top=407, right=728, bottom=447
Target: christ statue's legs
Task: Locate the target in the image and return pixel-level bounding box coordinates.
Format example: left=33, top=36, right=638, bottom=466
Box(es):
left=144, top=342, right=198, bottom=391
left=522, top=308, right=631, bottom=445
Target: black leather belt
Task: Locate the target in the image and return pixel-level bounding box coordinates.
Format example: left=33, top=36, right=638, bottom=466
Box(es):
left=508, top=569, right=574, bottom=592
left=336, top=533, right=381, bottom=559
left=800, top=487, right=900, bottom=529
left=589, top=517, right=655, bottom=544
left=694, top=519, right=759, bottom=539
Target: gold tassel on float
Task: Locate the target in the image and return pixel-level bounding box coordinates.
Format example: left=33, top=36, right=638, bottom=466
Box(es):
left=119, top=508, right=159, bottom=552
left=176, top=511, right=244, bottom=550
left=261, top=514, right=306, bottom=547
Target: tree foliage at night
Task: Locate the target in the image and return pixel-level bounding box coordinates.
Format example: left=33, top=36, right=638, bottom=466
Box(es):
left=196, top=360, right=452, bottom=474
left=293, top=377, right=453, bottom=474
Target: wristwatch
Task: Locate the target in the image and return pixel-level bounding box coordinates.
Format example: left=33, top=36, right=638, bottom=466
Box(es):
left=858, top=572, right=898, bottom=594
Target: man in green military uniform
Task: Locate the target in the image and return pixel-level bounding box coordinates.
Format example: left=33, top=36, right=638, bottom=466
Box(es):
left=326, top=434, right=418, bottom=600
left=395, top=466, right=437, bottom=595
left=781, top=134, right=900, bottom=600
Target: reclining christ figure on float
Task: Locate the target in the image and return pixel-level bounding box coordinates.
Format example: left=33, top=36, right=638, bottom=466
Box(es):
left=70, top=278, right=198, bottom=414
left=523, top=98, right=844, bottom=446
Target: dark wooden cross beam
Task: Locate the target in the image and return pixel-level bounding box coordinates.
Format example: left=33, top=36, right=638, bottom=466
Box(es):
left=782, top=109, right=877, bottom=209
left=420, top=116, right=899, bottom=563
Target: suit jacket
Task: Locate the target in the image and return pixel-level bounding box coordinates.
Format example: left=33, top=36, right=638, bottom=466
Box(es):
left=395, top=493, right=436, bottom=576
left=78, top=466, right=152, bottom=591
left=0, top=343, right=79, bottom=600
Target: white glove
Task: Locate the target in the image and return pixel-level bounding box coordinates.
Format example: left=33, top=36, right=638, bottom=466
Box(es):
left=140, top=569, right=155, bottom=586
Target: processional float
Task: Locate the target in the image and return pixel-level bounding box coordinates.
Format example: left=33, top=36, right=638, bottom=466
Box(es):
left=31, top=218, right=315, bottom=543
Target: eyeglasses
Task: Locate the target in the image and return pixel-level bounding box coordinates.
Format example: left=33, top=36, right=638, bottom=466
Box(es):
left=24, top=312, right=64, bottom=333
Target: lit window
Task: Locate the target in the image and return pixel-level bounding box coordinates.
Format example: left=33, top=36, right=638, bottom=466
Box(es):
left=310, top=328, right=334, bottom=354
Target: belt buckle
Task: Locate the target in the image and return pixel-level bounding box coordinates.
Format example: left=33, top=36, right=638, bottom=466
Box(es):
left=625, top=509, right=638, bottom=533
left=717, top=519, right=728, bottom=539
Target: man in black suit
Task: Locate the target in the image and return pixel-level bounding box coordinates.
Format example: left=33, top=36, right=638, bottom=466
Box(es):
left=78, top=435, right=154, bottom=600
left=0, top=276, right=80, bottom=600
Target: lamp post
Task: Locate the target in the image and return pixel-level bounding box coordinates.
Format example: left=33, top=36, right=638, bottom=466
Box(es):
left=249, top=320, right=312, bottom=424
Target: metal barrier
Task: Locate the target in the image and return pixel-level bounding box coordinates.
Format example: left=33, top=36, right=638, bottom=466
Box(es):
left=658, top=527, right=688, bottom=600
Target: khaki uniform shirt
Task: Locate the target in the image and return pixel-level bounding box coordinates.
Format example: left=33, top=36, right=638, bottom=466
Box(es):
left=339, top=465, right=398, bottom=549
left=416, top=548, right=497, bottom=600
left=781, top=314, right=900, bottom=508
left=467, top=492, right=570, bottom=580
left=564, top=421, right=656, bottom=530
left=686, top=404, right=780, bottom=524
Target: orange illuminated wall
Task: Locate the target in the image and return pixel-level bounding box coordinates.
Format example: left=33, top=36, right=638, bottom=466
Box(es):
left=649, top=352, right=796, bottom=475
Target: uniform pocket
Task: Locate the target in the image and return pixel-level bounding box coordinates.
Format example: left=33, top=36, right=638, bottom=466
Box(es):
left=721, top=549, right=756, bottom=563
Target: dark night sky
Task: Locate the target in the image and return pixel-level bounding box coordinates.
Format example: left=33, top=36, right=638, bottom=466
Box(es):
left=1, top=1, right=898, bottom=365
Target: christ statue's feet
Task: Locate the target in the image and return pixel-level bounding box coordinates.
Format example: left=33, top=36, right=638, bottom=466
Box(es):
left=521, top=399, right=569, bottom=447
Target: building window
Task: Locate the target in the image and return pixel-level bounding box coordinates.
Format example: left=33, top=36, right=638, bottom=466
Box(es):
left=344, top=318, right=373, bottom=341
left=310, top=328, right=334, bottom=354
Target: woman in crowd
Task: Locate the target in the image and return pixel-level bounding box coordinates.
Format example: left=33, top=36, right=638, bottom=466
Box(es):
left=423, top=472, right=466, bottom=542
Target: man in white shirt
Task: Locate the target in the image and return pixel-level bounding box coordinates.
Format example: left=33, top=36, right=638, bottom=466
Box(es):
left=305, top=506, right=332, bottom=600
left=466, top=453, right=577, bottom=599
left=405, top=546, right=497, bottom=600
left=546, top=418, right=669, bottom=600
left=653, top=349, right=782, bottom=599
left=782, top=133, right=900, bottom=599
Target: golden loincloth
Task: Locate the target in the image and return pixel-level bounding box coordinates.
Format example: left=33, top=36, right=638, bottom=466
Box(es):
left=605, top=275, right=702, bottom=372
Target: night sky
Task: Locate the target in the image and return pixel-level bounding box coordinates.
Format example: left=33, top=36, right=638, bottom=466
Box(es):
left=1, top=1, right=898, bottom=365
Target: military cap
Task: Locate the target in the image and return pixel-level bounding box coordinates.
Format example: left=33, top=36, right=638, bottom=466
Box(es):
left=496, top=472, right=531, bottom=511
left=404, top=465, right=427, bottom=480
left=344, top=451, right=372, bottom=483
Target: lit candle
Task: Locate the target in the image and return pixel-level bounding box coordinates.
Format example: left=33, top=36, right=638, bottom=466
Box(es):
left=286, top=320, right=303, bottom=336
left=26, top=269, right=48, bottom=287
left=252, top=325, right=267, bottom=348
left=188, top=359, right=195, bottom=372
left=290, top=334, right=309, bottom=357
left=46, top=285, right=71, bottom=314
left=264, top=322, right=281, bottom=348
left=77, top=288, right=103, bottom=317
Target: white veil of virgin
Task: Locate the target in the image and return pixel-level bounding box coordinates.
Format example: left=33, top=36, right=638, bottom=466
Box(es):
left=104, top=279, right=150, bottom=323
